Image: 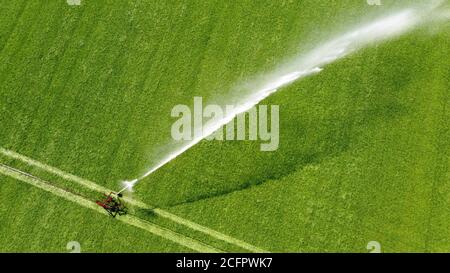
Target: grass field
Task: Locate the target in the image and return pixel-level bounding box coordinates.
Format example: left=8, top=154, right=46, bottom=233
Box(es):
left=0, top=0, right=448, bottom=252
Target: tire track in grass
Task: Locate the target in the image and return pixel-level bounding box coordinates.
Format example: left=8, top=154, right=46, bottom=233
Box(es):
left=152, top=208, right=267, bottom=253
left=0, top=147, right=268, bottom=253
left=0, top=163, right=221, bottom=253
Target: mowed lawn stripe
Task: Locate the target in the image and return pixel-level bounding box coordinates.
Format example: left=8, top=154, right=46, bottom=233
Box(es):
left=0, top=163, right=221, bottom=253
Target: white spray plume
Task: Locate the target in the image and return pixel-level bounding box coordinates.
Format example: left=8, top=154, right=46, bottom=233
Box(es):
left=118, top=3, right=447, bottom=193
left=118, top=179, right=138, bottom=194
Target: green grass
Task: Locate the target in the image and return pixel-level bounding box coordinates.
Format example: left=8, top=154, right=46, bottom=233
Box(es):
left=0, top=0, right=448, bottom=252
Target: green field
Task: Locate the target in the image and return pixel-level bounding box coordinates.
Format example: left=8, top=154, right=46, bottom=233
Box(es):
left=0, top=0, right=448, bottom=252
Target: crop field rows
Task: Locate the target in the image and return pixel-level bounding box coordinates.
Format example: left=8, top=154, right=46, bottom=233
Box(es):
left=0, top=0, right=449, bottom=253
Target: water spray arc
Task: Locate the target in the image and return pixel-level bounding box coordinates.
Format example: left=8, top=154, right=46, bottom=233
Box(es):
left=119, top=3, right=447, bottom=193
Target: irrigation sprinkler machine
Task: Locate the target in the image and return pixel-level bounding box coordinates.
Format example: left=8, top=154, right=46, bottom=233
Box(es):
left=95, top=179, right=137, bottom=218
left=93, top=2, right=448, bottom=219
